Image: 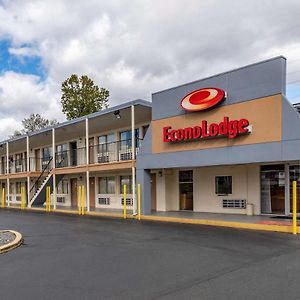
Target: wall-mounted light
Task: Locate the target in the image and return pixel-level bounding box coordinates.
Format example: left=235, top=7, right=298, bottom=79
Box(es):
left=114, top=110, right=121, bottom=119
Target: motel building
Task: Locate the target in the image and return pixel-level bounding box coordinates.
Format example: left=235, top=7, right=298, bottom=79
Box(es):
left=0, top=56, right=300, bottom=220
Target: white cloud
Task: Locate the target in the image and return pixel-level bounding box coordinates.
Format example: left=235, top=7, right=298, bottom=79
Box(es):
left=0, top=117, right=22, bottom=140
left=0, top=72, right=64, bottom=137
left=0, top=0, right=300, bottom=139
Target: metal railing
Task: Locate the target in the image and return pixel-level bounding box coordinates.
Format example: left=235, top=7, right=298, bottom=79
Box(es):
left=90, top=139, right=141, bottom=165
left=0, top=139, right=143, bottom=173
left=29, top=157, right=53, bottom=195
left=55, top=148, right=86, bottom=168
left=54, top=139, right=141, bottom=168
left=0, top=157, right=53, bottom=175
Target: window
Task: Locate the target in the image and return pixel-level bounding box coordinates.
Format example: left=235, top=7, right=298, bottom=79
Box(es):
left=42, top=147, right=52, bottom=166
left=16, top=182, right=22, bottom=194
left=56, top=144, right=68, bottom=167
left=57, top=180, right=69, bottom=194
left=9, top=183, right=14, bottom=193
left=98, top=134, right=115, bottom=153
left=98, top=177, right=115, bottom=194
left=119, top=129, right=139, bottom=149
left=42, top=147, right=52, bottom=159
left=215, top=176, right=232, bottom=195
left=120, top=175, right=132, bottom=194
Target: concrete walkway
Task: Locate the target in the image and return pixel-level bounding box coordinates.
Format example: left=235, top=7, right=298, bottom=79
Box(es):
left=5, top=205, right=300, bottom=234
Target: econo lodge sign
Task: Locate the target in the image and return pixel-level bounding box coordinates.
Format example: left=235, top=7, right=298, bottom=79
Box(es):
left=163, top=88, right=251, bottom=143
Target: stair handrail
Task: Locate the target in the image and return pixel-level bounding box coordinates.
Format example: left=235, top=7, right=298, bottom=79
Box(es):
left=30, top=157, right=53, bottom=194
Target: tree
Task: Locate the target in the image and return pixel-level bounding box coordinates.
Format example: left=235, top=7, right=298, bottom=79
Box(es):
left=61, top=74, right=109, bottom=120
left=11, top=114, right=58, bottom=137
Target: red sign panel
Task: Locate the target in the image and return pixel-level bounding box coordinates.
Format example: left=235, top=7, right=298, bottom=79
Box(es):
left=180, top=87, right=225, bottom=112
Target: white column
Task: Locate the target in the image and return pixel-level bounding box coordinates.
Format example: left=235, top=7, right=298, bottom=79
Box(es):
left=6, top=142, right=9, bottom=207
left=86, top=170, right=90, bottom=212
left=85, top=118, right=90, bottom=211
left=85, top=118, right=89, bottom=165
left=52, top=128, right=57, bottom=209
left=26, top=136, right=30, bottom=206
left=131, top=104, right=137, bottom=215
left=27, top=177, right=30, bottom=207
left=26, top=136, right=30, bottom=172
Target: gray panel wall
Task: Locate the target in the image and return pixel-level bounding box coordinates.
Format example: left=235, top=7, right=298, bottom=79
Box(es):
left=152, top=56, right=286, bottom=120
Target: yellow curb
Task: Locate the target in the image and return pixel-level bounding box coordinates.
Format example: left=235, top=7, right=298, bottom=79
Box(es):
left=0, top=230, right=23, bottom=254
left=141, top=215, right=300, bottom=234
left=4, top=206, right=135, bottom=220
left=2, top=206, right=300, bottom=234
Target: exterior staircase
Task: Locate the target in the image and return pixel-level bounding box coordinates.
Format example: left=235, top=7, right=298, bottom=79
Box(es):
left=28, top=157, right=64, bottom=207
left=29, top=173, right=53, bottom=207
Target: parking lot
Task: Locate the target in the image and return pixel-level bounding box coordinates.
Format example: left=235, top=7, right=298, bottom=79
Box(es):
left=1, top=209, right=300, bottom=299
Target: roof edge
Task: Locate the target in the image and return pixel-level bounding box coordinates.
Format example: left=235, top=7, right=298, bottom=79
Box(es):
left=152, top=56, right=287, bottom=96
left=0, top=99, right=152, bottom=146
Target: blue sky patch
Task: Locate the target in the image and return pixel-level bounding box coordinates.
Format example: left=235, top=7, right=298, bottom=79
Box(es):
left=0, top=40, right=45, bottom=80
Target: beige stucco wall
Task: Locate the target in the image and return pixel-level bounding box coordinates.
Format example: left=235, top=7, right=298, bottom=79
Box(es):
left=155, top=164, right=261, bottom=215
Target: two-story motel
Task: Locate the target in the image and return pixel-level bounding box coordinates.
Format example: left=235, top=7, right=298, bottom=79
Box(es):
left=0, top=101, right=151, bottom=213
left=1, top=56, right=300, bottom=218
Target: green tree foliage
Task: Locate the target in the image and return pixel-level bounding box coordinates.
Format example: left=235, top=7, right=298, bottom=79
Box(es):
left=61, top=74, right=109, bottom=120
left=11, top=114, right=58, bottom=137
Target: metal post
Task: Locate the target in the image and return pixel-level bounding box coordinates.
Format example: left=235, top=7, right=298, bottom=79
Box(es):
left=78, top=185, right=82, bottom=215
left=6, top=142, right=9, bottom=207
left=138, top=183, right=141, bottom=220
left=26, top=136, right=30, bottom=172
left=7, top=178, right=9, bottom=207
left=21, top=186, right=25, bottom=210
left=26, top=135, right=30, bottom=207
left=1, top=188, right=5, bottom=208
left=85, top=118, right=89, bottom=165
left=86, top=171, right=90, bottom=212
left=81, top=185, right=85, bottom=215
left=293, top=180, right=297, bottom=235
left=123, top=184, right=127, bottom=219
left=52, top=128, right=57, bottom=210
left=85, top=118, right=90, bottom=212
left=131, top=104, right=136, bottom=215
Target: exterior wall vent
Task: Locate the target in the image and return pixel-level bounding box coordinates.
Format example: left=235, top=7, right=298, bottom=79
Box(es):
left=121, top=198, right=133, bottom=206
left=98, top=197, right=110, bottom=205
left=57, top=196, right=66, bottom=203
left=223, top=199, right=246, bottom=209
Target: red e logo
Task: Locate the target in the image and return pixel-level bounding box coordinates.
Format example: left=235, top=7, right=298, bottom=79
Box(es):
left=180, top=88, right=226, bottom=112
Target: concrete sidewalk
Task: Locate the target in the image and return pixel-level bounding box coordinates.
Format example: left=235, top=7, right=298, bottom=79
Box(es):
left=4, top=205, right=300, bottom=234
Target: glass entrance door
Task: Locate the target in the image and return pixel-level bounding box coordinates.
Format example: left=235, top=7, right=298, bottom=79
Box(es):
left=261, top=165, right=285, bottom=214
left=289, top=165, right=300, bottom=213
left=179, top=170, right=193, bottom=211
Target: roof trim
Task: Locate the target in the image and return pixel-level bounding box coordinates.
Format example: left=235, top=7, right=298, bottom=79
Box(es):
left=152, top=56, right=287, bottom=96
left=0, top=99, right=152, bottom=146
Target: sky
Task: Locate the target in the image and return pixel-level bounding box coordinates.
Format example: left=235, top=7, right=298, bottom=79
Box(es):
left=0, top=0, right=300, bottom=139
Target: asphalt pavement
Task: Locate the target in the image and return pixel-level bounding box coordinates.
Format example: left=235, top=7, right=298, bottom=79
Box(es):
left=0, top=209, right=300, bottom=300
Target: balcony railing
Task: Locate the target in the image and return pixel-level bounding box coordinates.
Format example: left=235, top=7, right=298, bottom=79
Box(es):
left=0, top=157, right=52, bottom=175
left=55, top=139, right=141, bottom=168
left=55, top=148, right=86, bottom=168
left=0, top=139, right=142, bottom=173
